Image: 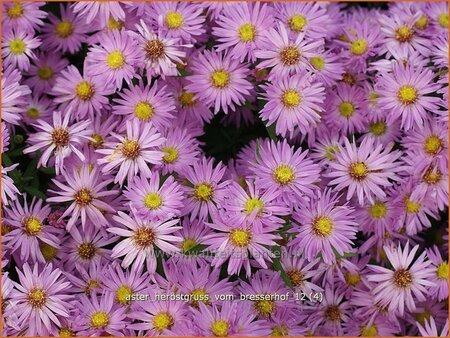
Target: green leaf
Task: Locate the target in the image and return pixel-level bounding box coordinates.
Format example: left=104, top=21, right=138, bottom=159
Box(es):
left=23, top=186, right=46, bottom=200
left=7, top=147, right=25, bottom=157
left=266, top=123, right=277, bottom=141
left=2, top=153, right=13, bottom=167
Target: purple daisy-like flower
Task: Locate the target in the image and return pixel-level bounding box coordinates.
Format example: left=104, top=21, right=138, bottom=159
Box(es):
left=327, top=137, right=403, bottom=206
left=290, top=188, right=357, bottom=264
left=368, top=242, right=435, bottom=316
left=109, top=208, right=182, bottom=273
left=260, top=71, right=324, bottom=137
left=6, top=263, right=73, bottom=336
left=72, top=1, right=126, bottom=26
left=47, top=165, right=117, bottom=231
left=76, top=292, right=128, bottom=336
left=186, top=50, right=252, bottom=114
left=417, top=317, right=449, bottom=337
left=1, top=64, right=31, bottom=125
left=425, top=2, right=449, bottom=35
left=182, top=157, right=229, bottom=222
left=23, top=110, right=92, bottom=175
left=1, top=164, right=20, bottom=207
left=22, top=95, right=55, bottom=125
left=97, top=119, right=165, bottom=186
left=377, top=63, right=442, bottom=130
left=124, top=173, right=185, bottom=222
left=255, top=22, right=323, bottom=80
left=41, top=4, right=89, bottom=54
left=213, top=2, right=274, bottom=62
left=2, top=2, right=47, bottom=33
left=308, top=49, right=345, bottom=87
left=2, top=27, right=41, bottom=72
left=426, top=246, right=448, bottom=301
left=112, top=80, right=175, bottom=129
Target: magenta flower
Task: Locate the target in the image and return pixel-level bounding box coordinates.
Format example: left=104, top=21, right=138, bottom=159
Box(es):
left=2, top=2, right=47, bottom=33
left=2, top=27, right=41, bottom=72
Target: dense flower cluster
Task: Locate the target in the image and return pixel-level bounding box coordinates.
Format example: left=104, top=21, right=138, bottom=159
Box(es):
left=1, top=1, right=449, bottom=337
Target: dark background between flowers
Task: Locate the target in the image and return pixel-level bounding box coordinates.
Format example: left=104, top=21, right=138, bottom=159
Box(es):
left=2, top=2, right=447, bottom=286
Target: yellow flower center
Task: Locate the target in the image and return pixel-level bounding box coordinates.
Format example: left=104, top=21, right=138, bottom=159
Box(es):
left=342, top=72, right=356, bottom=85
left=133, top=228, right=155, bottom=248
left=121, top=139, right=140, bottom=159
left=179, top=90, right=196, bottom=107
left=229, top=228, right=251, bottom=247
left=75, top=188, right=93, bottom=206
left=369, top=121, right=387, bottom=136
left=416, top=310, right=431, bottom=326
left=75, top=81, right=95, bottom=101
left=211, top=70, right=230, bottom=89
left=310, top=56, right=325, bottom=71
left=281, top=90, right=301, bottom=108
left=368, top=92, right=380, bottom=106
left=165, top=11, right=184, bottom=29
left=404, top=197, right=421, bottom=214
left=423, top=167, right=442, bottom=185
left=438, top=13, right=449, bottom=28
left=89, top=133, right=104, bottom=149
left=145, top=39, right=165, bottom=60
left=211, top=320, right=229, bottom=337
left=312, top=216, right=333, bottom=237
left=338, top=101, right=355, bottom=118
left=397, top=85, right=418, bottom=105
left=244, top=197, right=264, bottom=216
left=350, top=39, right=368, bottom=55
left=286, top=269, right=304, bottom=287
left=23, top=216, right=42, bottom=235
left=369, top=201, right=387, bottom=219
left=349, top=161, right=368, bottom=180
left=393, top=268, right=412, bottom=288
left=288, top=14, right=307, bottom=32
left=190, top=288, right=210, bottom=308
left=194, top=183, right=214, bottom=201
left=9, top=38, right=26, bottom=55
left=415, top=15, right=429, bottom=30
left=6, top=2, right=23, bottom=18
left=325, top=305, right=341, bottom=322
left=437, top=261, right=448, bottom=279
left=38, top=66, right=54, bottom=80
left=238, top=23, right=256, bottom=42
left=255, top=299, right=275, bottom=317
left=59, top=327, right=74, bottom=337
left=78, top=242, right=97, bottom=260
left=423, top=135, right=443, bottom=155
left=27, top=288, right=47, bottom=308
left=90, top=311, right=109, bottom=329
left=108, top=17, right=124, bottom=30
left=144, top=192, right=162, bottom=210
left=116, top=285, right=133, bottom=305
left=324, top=144, right=340, bottom=161
left=27, top=107, right=40, bottom=119
left=395, top=25, right=414, bottom=42
left=181, top=238, right=198, bottom=253
left=40, top=242, right=58, bottom=261
left=106, top=50, right=125, bottom=69
left=162, top=147, right=179, bottom=164
left=273, top=165, right=295, bottom=185
left=361, top=324, right=378, bottom=337
left=153, top=312, right=174, bottom=332
left=272, top=324, right=289, bottom=336
left=279, top=46, right=301, bottom=65
left=134, top=101, right=154, bottom=121
left=344, top=272, right=361, bottom=286
left=84, top=279, right=100, bottom=295
left=55, top=21, right=74, bottom=38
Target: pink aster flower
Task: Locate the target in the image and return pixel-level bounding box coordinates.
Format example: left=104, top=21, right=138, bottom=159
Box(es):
left=23, top=110, right=92, bottom=175
left=186, top=50, right=252, bottom=114
left=124, top=173, right=185, bottom=222
left=327, top=137, right=403, bottom=206
left=205, top=213, right=280, bottom=277
left=417, top=317, right=449, bottom=337
left=96, top=119, right=165, bottom=186
left=22, top=95, right=55, bottom=125
left=213, top=2, right=274, bottom=62
left=2, top=27, right=41, bottom=72
left=2, top=195, right=59, bottom=263
left=259, top=71, right=324, bottom=137
left=41, top=4, right=90, bottom=54
left=112, top=80, right=175, bottom=129
left=6, top=263, right=73, bottom=337
left=174, top=218, right=212, bottom=261
left=250, top=139, right=321, bottom=207
left=368, top=242, right=435, bottom=316
left=182, top=157, right=229, bottom=221
left=131, top=19, right=188, bottom=79
left=377, top=63, right=441, bottom=130
left=47, top=165, right=117, bottom=231
left=108, top=208, right=182, bottom=273
left=290, top=188, right=357, bottom=264
left=426, top=246, right=448, bottom=301
left=72, top=1, right=126, bottom=26
left=255, top=22, right=323, bottom=80
left=1, top=165, right=20, bottom=206
left=2, top=2, right=47, bottom=33
left=149, top=2, right=206, bottom=44
left=308, top=50, right=345, bottom=87
left=425, top=2, right=449, bottom=35
left=86, top=30, right=140, bottom=90
left=76, top=292, right=128, bottom=336
left=1, top=64, right=31, bottom=125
